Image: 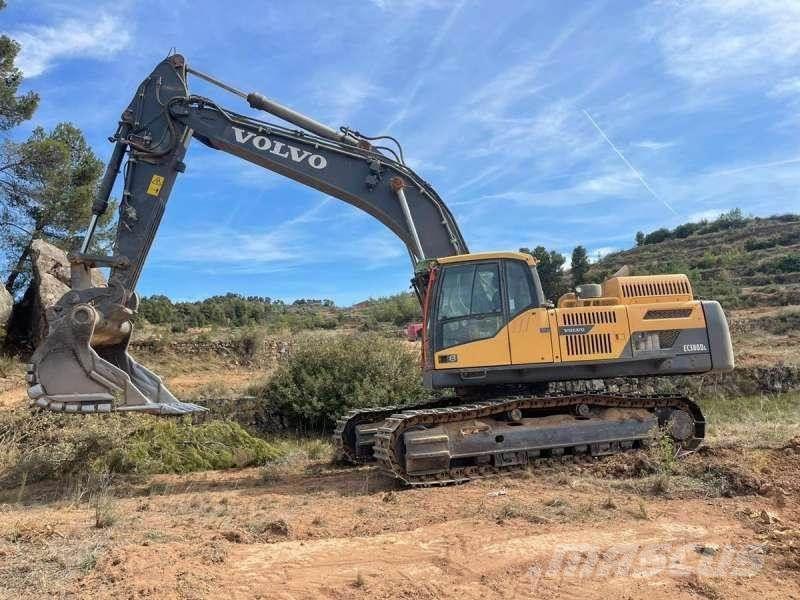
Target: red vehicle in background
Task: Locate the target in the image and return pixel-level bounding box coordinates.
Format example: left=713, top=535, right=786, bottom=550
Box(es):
left=405, top=322, right=423, bottom=341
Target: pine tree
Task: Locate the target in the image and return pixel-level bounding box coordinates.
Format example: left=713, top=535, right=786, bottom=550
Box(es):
left=1, top=123, right=116, bottom=292
left=635, top=231, right=645, bottom=246
left=570, top=245, right=590, bottom=287
left=0, top=2, right=39, bottom=131
left=519, top=246, right=567, bottom=302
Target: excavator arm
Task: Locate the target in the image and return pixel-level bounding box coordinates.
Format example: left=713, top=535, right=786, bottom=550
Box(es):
left=26, top=54, right=467, bottom=414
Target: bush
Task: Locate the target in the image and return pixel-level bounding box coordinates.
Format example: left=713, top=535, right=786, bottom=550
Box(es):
left=744, top=237, right=778, bottom=252
left=761, top=255, right=800, bottom=274
left=256, top=332, right=428, bottom=432
left=235, top=327, right=265, bottom=364
left=673, top=222, right=702, bottom=239
left=643, top=227, right=672, bottom=245
left=362, top=293, right=421, bottom=326
left=0, top=410, right=286, bottom=487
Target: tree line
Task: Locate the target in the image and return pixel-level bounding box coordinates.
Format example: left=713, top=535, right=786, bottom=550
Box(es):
left=138, top=293, right=341, bottom=331
left=633, top=208, right=750, bottom=247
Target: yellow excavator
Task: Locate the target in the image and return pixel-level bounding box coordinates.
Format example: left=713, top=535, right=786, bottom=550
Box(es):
left=27, top=55, right=733, bottom=485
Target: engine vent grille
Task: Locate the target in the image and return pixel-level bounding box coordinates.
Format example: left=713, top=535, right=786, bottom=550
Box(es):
left=622, top=279, right=691, bottom=298
left=561, top=310, right=617, bottom=325
left=658, top=329, right=681, bottom=348
left=644, top=308, right=693, bottom=320
left=565, top=333, right=613, bottom=356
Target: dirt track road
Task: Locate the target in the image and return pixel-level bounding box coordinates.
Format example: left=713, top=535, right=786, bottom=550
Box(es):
left=2, top=443, right=798, bottom=600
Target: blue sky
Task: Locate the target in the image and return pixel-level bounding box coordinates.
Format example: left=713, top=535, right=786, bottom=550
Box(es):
left=5, top=0, right=800, bottom=305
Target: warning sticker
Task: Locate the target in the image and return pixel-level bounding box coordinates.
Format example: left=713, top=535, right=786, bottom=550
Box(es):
left=146, top=174, right=165, bottom=196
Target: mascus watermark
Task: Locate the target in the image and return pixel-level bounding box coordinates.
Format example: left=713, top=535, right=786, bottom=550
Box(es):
left=529, top=542, right=764, bottom=590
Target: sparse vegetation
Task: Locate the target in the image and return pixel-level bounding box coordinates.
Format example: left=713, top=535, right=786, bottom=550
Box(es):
left=247, top=517, right=290, bottom=540
left=753, top=309, right=800, bottom=335
left=588, top=212, right=800, bottom=308
left=635, top=209, right=749, bottom=246
left=78, top=547, right=101, bottom=573
left=649, top=427, right=677, bottom=477
left=699, top=392, right=800, bottom=447
left=92, top=492, right=118, bottom=529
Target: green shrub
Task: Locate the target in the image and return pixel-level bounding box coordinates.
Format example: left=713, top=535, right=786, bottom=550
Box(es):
left=104, top=419, right=285, bottom=474
left=235, top=327, right=265, bottom=364
left=643, top=227, right=672, bottom=245
left=256, top=332, right=428, bottom=432
left=363, top=292, right=421, bottom=326
left=0, top=410, right=286, bottom=488
left=745, top=237, right=778, bottom=251
left=762, top=254, right=800, bottom=274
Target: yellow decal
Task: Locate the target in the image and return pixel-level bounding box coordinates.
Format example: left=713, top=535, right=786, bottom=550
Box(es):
left=146, top=174, right=165, bottom=196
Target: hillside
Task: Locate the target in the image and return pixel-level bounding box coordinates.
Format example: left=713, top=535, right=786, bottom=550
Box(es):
left=586, top=213, right=800, bottom=308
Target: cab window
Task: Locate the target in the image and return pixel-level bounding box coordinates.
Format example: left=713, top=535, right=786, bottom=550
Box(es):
left=505, top=260, right=534, bottom=318
left=436, top=262, right=504, bottom=349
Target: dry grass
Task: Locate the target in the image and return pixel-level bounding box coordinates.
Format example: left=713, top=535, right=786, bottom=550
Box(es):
left=260, top=437, right=334, bottom=482
left=700, top=392, right=800, bottom=447
left=490, top=495, right=601, bottom=525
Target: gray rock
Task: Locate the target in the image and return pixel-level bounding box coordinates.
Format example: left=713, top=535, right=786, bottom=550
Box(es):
left=24, top=240, right=107, bottom=345
left=0, top=285, right=12, bottom=328
left=29, top=239, right=106, bottom=288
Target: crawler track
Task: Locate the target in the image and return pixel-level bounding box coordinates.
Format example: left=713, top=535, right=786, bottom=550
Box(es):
left=372, top=391, right=704, bottom=486
left=333, top=395, right=461, bottom=463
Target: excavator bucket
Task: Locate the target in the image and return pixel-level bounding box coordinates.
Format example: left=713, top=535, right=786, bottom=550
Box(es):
left=27, top=274, right=206, bottom=415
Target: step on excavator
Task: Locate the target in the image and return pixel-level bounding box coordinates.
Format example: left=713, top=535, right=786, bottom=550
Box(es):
left=27, top=54, right=734, bottom=485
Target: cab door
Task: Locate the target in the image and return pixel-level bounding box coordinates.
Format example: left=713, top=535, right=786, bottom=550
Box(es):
left=505, top=259, right=555, bottom=365
left=433, top=261, right=511, bottom=368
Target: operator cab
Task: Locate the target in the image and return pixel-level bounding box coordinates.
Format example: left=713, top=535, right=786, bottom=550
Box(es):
left=419, top=252, right=547, bottom=372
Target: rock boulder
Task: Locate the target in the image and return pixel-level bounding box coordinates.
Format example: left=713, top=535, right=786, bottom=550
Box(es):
left=7, top=240, right=107, bottom=348
left=0, top=285, right=12, bottom=329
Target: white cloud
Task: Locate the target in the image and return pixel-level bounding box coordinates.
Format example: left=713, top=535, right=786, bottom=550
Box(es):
left=769, top=77, right=800, bottom=99
left=307, top=73, right=386, bottom=126
left=588, top=246, right=618, bottom=262
left=575, top=171, right=638, bottom=196
left=382, top=0, right=466, bottom=131
left=687, top=208, right=727, bottom=223
left=646, top=0, right=800, bottom=88
left=455, top=2, right=607, bottom=167
left=152, top=197, right=407, bottom=274
left=368, top=0, right=450, bottom=9
left=12, top=12, right=131, bottom=78
left=631, top=140, right=676, bottom=151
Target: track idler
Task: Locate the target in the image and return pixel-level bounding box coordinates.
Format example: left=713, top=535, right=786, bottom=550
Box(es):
left=27, top=283, right=206, bottom=415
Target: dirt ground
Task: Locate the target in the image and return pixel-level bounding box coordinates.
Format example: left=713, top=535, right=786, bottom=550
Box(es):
left=1, top=308, right=798, bottom=599
left=0, top=441, right=798, bottom=600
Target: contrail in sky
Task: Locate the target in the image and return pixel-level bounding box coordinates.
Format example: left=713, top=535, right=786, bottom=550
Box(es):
left=583, top=109, right=678, bottom=215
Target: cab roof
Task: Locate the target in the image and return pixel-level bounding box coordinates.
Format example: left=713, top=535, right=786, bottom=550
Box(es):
left=435, top=251, right=538, bottom=266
